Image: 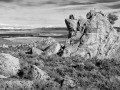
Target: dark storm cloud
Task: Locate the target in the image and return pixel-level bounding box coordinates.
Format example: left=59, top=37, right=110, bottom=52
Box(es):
left=11, top=0, right=96, bottom=7
left=108, top=3, right=120, bottom=9
left=40, top=1, right=96, bottom=7
left=0, top=0, right=118, bottom=8
left=0, top=0, right=13, bottom=2
left=15, top=1, right=57, bottom=7
left=93, top=0, right=120, bottom=3
left=42, top=1, right=57, bottom=5
left=62, top=1, right=96, bottom=6
left=0, top=0, right=96, bottom=7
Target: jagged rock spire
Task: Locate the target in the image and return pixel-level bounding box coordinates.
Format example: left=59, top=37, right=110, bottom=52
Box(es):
left=64, top=9, right=120, bottom=59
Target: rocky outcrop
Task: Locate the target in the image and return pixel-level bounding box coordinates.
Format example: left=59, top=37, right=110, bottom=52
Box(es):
left=0, top=53, right=20, bottom=77
left=64, top=9, right=120, bottom=59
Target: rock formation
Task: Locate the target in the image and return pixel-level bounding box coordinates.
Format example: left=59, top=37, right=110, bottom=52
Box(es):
left=64, top=9, right=120, bottom=59
left=0, top=53, right=20, bottom=77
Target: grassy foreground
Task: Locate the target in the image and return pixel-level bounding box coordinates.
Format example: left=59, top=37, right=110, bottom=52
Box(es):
left=0, top=45, right=120, bottom=90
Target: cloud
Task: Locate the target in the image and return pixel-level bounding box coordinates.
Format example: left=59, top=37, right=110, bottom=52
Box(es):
left=0, top=0, right=96, bottom=7
left=42, top=1, right=57, bottom=5
left=13, top=0, right=57, bottom=7
left=0, top=0, right=119, bottom=6
left=0, top=0, right=120, bottom=27
left=0, top=0, right=13, bottom=2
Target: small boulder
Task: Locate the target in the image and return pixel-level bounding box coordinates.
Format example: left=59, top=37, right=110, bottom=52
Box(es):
left=63, top=76, right=76, bottom=88
left=35, top=37, right=61, bottom=56
left=42, top=42, right=61, bottom=56
left=0, top=53, right=20, bottom=77
left=57, top=44, right=66, bottom=57
left=30, top=65, right=50, bottom=81
left=35, top=37, right=57, bottom=50
left=32, top=47, right=43, bottom=55
left=25, top=48, right=33, bottom=54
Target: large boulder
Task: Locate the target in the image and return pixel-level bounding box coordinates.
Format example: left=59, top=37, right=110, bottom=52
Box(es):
left=35, top=37, right=61, bottom=56
left=0, top=53, right=20, bottom=77
left=64, top=9, right=120, bottom=59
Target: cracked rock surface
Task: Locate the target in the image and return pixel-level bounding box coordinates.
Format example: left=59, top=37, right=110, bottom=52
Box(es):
left=64, top=9, right=120, bottom=59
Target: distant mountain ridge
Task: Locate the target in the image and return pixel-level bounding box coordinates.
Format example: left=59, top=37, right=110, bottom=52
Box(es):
left=0, top=24, right=67, bottom=30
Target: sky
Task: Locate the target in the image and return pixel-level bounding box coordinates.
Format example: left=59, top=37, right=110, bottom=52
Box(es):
left=0, top=0, right=120, bottom=28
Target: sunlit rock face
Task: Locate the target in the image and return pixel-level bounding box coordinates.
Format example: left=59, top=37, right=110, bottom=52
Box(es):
left=87, top=10, right=119, bottom=59
left=65, top=19, right=78, bottom=38
left=0, top=53, right=20, bottom=77
left=65, top=14, right=86, bottom=39
left=64, top=9, right=120, bottom=59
